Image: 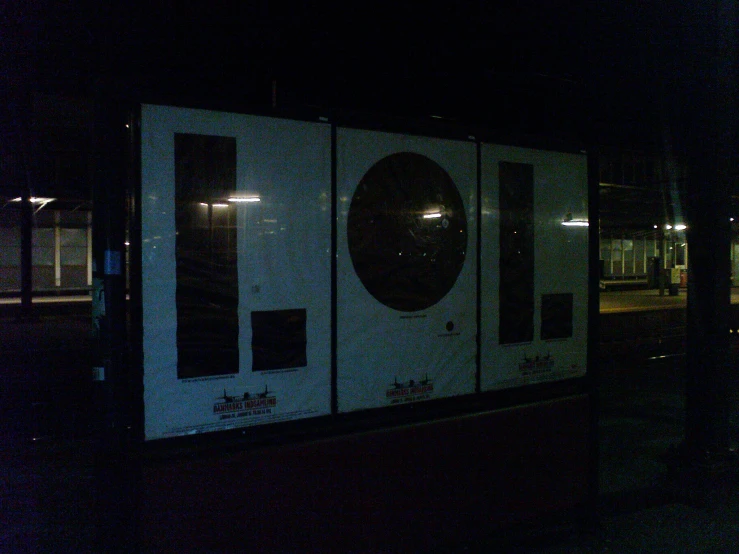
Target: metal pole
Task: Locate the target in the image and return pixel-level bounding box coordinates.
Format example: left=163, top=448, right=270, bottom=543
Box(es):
left=19, top=193, right=33, bottom=318
left=92, top=94, right=138, bottom=553
left=681, top=0, right=738, bottom=463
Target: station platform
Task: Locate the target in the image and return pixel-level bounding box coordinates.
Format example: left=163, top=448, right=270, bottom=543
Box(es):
left=0, top=288, right=708, bottom=316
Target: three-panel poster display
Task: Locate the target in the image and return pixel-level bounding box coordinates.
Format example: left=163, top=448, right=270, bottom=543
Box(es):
left=140, top=104, right=589, bottom=440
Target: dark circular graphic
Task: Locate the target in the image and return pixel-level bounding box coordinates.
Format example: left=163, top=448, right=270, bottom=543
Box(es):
left=347, top=152, right=467, bottom=312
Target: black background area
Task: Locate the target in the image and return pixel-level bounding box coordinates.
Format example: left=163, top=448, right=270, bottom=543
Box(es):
left=251, top=309, right=308, bottom=371
left=347, top=152, right=467, bottom=312
left=498, top=161, right=535, bottom=344
left=541, top=293, right=574, bottom=340
left=175, top=134, right=239, bottom=379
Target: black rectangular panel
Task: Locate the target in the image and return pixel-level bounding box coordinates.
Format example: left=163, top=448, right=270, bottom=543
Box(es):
left=251, top=309, right=307, bottom=371
left=175, top=133, right=239, bottom=379
left=499, top=162, right=534, bottom=344
left=541, top=293, right=573, bottom=340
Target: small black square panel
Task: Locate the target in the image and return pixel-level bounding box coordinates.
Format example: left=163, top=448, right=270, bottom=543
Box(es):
left=541, top=293, right=573, bottom=340
left=251, top=309, right=307, bottom=371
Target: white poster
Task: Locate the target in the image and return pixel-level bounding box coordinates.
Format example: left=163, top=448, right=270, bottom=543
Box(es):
left=336, top=128, right=477, bottom=412
left=480, top=144, right=588, bottom=390
left=141, top=105, right=332, bottom=440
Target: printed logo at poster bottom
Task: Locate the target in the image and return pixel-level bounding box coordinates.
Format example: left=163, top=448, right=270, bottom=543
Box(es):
left=386, top=375, right=434, bottom=405
left=214, top=386, right=277, bottom=419
left=519, top=354, right=555, bottom=376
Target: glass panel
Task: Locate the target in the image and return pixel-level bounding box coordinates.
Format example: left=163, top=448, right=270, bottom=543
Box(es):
left=33, top=266, right=54, bottom=289
left=61, top=266, right=87, bottom=289
left=634, top=239, right=645, bottom=274
left=32, top=228, right=54, bottom=247
left=61, top=228, right=86, bottom=247
left=0, top=227, right=20, bottom=267
left=62, top=246, right=87, bottom=266
left=623, top=248, right=634, bottom=275
left=0, top=267, right=21, bottom=290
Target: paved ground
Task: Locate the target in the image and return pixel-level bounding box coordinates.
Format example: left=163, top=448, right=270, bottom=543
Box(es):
left=2, top=294, right=739, bottom=552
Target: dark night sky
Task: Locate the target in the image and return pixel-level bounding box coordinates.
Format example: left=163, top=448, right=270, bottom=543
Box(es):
left=1, top=1, right=732, bottom=148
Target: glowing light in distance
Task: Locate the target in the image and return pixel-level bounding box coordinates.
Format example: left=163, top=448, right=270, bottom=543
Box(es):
left=212, top=203, right=229, bottom=208
left=561, top=220, right=589, bottom=227
left=11, top=197, right=56, bottom=204
left=674, top=224, right=687, bottom=231
left=228, top=196, right=261, bottom=203
left=423, top=212, right=442, bottom=219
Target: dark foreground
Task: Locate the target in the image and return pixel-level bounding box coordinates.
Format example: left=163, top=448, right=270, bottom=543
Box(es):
left=2, top=298, right=739, bottom=552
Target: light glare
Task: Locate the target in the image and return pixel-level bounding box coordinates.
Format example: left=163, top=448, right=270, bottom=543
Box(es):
left=228, top=196, right=261, bottom=203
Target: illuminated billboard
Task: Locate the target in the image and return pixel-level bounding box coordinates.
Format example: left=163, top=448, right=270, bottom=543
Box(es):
left=479, top=145, right=589, bottom=390
left=141, top=105, right=332, bottom=440
left=139, top=104, right=589, bottom=440
left=336, top=129, right=477, bottom=411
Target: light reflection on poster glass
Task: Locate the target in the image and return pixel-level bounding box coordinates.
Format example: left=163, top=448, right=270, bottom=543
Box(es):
left=347, top=152, right=467, bottom=312
left=174, top=133, right=239, bottom=379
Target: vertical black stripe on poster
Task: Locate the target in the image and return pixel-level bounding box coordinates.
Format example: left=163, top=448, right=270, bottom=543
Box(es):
left=498, top=161, right=535, bottom=344
left=174, top=133, right=239, bottom=379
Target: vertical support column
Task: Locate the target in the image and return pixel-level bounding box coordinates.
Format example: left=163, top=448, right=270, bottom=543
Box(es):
left=685, top=154, right=733, bottom=456
left=19, top=193, right=33, bottom=318
left=681, top=0, right=738, bottom=462
left=92, top=96, right=138, bottom=553
left=87, top=211, right=93, bottom=287
left=54, top=210, right=61, bottom=288
left=586, top=150, right=601, bottom=524
left=658, top=228, right=666, bottom=296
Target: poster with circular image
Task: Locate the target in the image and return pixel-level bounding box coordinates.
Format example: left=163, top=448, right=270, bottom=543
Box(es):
left=337, top=129, right=477, bottom=412
left=347, top=152, right=468, bottom=313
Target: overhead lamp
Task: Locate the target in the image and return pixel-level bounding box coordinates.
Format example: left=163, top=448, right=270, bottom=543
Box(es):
left=10, top=196, right=56, bottom=211
left=228, top=196, right=261, bottom=203
left=212, top=203, right=229, bottom=208
left=11, top=196, right=56, bottom=204
left=423, top=212, right=442, bottom=219
left=562, top=212, right=588, bottom=226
